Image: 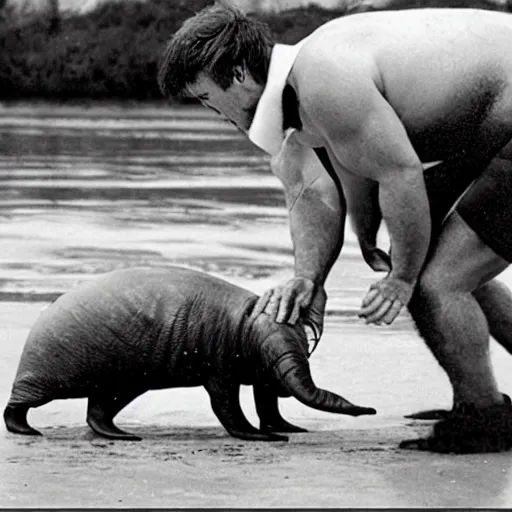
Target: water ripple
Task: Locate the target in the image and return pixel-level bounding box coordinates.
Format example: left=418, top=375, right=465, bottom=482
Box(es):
left=0, top=104, right=364, bottom=312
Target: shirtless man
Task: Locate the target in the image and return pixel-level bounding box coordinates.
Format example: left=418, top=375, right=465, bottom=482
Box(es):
left=158, top=4, right=512, bottom=453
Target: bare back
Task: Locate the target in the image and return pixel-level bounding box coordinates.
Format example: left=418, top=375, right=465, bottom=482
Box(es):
left=291, top=8, right=512, bottom=163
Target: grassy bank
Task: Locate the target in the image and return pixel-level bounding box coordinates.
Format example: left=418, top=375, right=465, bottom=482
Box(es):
left=0, top=0, right=348, bottom=101
left=0, top=0, right=508, bottom=101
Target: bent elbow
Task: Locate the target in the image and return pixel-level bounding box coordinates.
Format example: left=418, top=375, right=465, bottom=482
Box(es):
left=296, top=174, right=344, bottom=215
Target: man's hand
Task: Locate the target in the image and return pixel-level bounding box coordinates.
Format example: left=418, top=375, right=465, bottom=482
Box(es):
left=252, top=277, right=317, bottom=325
left=358, top=275, right=414, bottom=325
left=252, top=279, right=327, bottom=352
left=360, top=243, right=391, bottom=273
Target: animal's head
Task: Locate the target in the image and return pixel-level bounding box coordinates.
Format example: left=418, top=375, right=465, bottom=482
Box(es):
left=258, top=320, right=310, bottom=397
left=251, top=314, right=375, bottom=417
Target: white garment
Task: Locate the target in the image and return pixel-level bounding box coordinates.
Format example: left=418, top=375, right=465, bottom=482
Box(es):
left=247, top=42, right=307, bottom=156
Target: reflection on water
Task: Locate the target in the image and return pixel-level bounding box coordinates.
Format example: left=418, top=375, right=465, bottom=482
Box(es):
left=0, top=104, right=284, bottom=299
left=0, top=103, right=366, bottom=307
left=3, top=104, right=512, bottom=508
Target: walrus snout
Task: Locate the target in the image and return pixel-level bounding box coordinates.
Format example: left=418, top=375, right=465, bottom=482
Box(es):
left=271, top=351, right=376, bottom=417
left=258, top=326, right=376, bottom=418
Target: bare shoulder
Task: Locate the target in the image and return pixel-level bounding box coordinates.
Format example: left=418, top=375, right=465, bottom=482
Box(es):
left=290, top=35, right=381, bottom=136
left=290, top=8, right=512, bottom=134
left=293, top=7, right=512, bottom=85
left=293, top=18, right=377, bottom=78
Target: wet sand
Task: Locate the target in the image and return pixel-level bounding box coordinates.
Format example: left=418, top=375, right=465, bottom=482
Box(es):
left=2, top=294, right=512, bottom=508
left=2, top=104, right=512, bottom=507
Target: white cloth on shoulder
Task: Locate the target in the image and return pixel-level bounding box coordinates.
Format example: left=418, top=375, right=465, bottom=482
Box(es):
left=247, top=41, right=307, bottom=156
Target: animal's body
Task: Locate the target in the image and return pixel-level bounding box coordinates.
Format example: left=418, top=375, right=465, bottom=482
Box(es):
left=4, top=266, right=375, bottom=441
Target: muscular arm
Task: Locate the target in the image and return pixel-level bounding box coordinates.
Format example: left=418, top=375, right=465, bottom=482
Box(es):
left=273, top=130, right=345, bottom=286
left=346, top=176, right=380, bottom=248
left=327, top=87, right=429, bottom=286
left=377, top=168, right=430, bottom=281
left=342, top=173, right=390, bottom=271
left=254, top=129, right=345, bottom=332
left=299, top=49, right=430, bottom=323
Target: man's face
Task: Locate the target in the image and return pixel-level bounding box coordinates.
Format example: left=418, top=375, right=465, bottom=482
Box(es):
left=187, top=70, right=263, bottom=132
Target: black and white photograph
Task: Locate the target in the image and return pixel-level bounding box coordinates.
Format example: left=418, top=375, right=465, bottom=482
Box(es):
left=2, top=0, right=512, bottom=507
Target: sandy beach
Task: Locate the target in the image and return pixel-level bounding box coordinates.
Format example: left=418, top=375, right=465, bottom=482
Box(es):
left=2, top=292, right=512, bottom=508
left=1, top=104, right=512, bottom=508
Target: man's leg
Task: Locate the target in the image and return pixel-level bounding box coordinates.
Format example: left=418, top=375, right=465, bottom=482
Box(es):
left=404, top=212, right=512, bottom=452
left=463, top=159, right=512, bottom=357
left=408, top=212, right=507, bottom=408
left=474, top=279, right=512, bottom=355
left=406, top=278, right=512, bottom=421
left=407, top=158, right=512, bottom=420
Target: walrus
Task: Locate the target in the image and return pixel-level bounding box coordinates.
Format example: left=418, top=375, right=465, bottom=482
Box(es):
left=4, top=266, right=376, bottom=442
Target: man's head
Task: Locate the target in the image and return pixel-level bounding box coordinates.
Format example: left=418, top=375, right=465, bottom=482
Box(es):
left=157, top=2, right=274, bottom=131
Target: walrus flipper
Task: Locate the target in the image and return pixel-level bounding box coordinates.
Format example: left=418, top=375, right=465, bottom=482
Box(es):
left=253, top=385, right=307, bottom=433
left=206, top=379, right=288, bottom=442
left=87, top=393, right=142, bottom=441
left=4, top=404, right=42, bottom=436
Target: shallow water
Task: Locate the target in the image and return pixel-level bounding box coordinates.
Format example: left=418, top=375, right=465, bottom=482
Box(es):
left=2, top=101, right=512, bottom=414
left=2, top=103, right=512, bottom=507
left=0, top=104, right=285, bottom=297
left=0, top=103, right=375, bottom=306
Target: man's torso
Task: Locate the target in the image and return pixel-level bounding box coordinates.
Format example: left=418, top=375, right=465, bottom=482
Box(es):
left=289, top=8, right=512, bottom=169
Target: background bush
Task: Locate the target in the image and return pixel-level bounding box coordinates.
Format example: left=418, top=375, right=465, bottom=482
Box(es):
left=0, top=0, right=508, bottom=101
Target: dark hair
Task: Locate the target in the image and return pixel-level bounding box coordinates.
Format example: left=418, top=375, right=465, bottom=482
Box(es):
left=158, top=2, right=274, bottom=99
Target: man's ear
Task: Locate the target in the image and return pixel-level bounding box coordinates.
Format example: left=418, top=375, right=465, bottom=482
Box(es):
left=233, top=65, right=245, bottom=84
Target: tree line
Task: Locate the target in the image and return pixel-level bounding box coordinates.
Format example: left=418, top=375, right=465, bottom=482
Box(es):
left=0, top=0, right=509, bottom=101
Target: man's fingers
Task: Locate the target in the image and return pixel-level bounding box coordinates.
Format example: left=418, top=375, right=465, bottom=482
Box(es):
left=363, top=299, right=393, bottom=324
left=361, top=287, right=380, bottom=308
left=287, top=300, right=302, bottom=325
left=251, top=278, right=317, bottom=325
left=266, top=301, right=280, bottom=320
left=251, top=290, right=272, bottom=320
left=264, top=290, right=281, bottom=320
left=359, top=292, right=387, bottom=317
left=276, top=286, right=297, bottom=323
left=381, top=301, right=403, bottom=325
left=360, top=276, right=412, bottom=324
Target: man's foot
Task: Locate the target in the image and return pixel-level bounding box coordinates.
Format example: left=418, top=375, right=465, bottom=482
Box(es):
left=400, top=397, right=512, bottom=454
left=404, top=408, right=451, bottom=420
left=405, top=393, right=511, bottom=420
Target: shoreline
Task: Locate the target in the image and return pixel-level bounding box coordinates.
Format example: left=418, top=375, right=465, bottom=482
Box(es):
left=2, top=102, right=512, bottom=507
left=2, top=301, right=512, bottom=507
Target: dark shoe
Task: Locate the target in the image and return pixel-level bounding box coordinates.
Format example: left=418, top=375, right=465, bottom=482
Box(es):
left=400, top=395, right=512, bottom=454
left=405, top=393, right=511, bottom=421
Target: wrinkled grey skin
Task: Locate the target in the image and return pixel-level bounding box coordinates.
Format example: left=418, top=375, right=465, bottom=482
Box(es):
left=4, top=267, right=375, bottom=441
